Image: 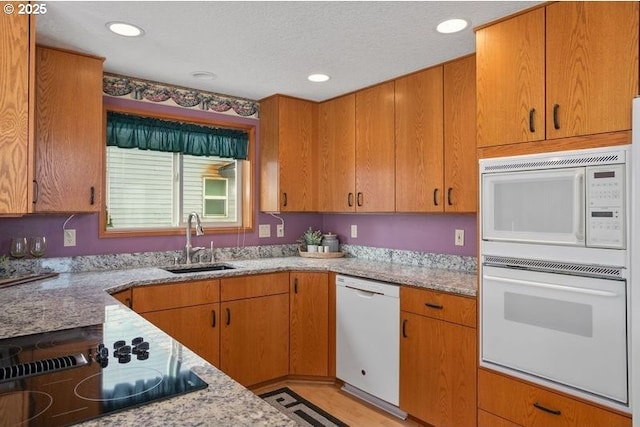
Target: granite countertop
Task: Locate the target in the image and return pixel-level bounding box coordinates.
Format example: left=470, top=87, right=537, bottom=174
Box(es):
left=0, top=255, right=476, bottom=426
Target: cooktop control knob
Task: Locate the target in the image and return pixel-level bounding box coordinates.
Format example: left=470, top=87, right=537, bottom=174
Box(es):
left=96, top=343, right=109, bottom=368
left=132, top=337, right=144, bottom=346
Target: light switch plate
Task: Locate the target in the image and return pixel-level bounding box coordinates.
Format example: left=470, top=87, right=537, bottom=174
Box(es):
left=350, top=224, right=358, bottom=238
left=258, top=224, right=271, bottom=238
left=455, top=229, right=464, bottom=246
left=276, top=224, right=284, bottom=237
left=64, top=229, right=76, bottom=247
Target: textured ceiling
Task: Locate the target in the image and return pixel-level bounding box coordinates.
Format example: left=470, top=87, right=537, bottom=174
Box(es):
left=36, top=1, right=540, bottom=102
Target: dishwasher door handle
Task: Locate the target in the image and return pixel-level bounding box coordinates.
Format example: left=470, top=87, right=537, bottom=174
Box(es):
left=345, top=285, right=384, bottom=296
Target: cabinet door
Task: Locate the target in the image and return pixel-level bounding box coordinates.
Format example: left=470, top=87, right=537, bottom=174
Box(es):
left=0, top=8, right=33, bottom=215
left=220, top=293, right=289, bottom=386
left=546, top=2, right=639, bottom=139
left=444, top=55, right=477, bottom=213
left=400, top=311, right=476, bottom=427
left=395, top=67, right=444, bottom=212
left=476, top=8, right=545, bottom=147
left=317, top=94, right=356, bottom=212
left=35, top=47, right=103, bottom=212
left=355, top=81, right=395, bottom=212
left=290, top=272, right=328, bottom=376
left=142, top=303, right=220, bottom=367
left=111, top=288, right=132, bottom=308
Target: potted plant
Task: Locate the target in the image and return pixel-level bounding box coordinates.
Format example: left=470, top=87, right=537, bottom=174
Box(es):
left=298, top=227, right=323, bottom=252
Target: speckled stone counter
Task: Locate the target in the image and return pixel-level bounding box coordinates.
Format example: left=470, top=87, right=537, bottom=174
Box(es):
left=0, top=255, right=476, bottom=426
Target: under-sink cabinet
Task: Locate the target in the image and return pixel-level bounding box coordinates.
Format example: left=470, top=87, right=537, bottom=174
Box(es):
left=289, top=272, right=329, bottom=377
left=478, top=368, right=631, bottom=427
left=220, top=273, right=290, bottom=386
left=131, top=279, right=221, bottom=367
left=399, top=286, right=477, bottom=427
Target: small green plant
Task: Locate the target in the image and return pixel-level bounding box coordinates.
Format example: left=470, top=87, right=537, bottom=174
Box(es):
left=298, top=227, right=323, bottom=247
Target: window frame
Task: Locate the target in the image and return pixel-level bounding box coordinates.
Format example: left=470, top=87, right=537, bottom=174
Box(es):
left=100, top=105, right=255, bottom=238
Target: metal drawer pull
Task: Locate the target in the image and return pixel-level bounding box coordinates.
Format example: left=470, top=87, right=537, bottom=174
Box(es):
left=425, top=302, right=444, bottom=310
left=357, top=192, right=363, bottom=207
left=294, top=278, right=298, bottom=294
left=348, top=193, right=354, bottom=207
left=447, top=188, right=453, bottom=206
left=402, top=319, right=408, bottom=338
left=226, top=308, right=231, bottom=326
left=90, top=186, right=95, bottom=205
left=282, top=192, right=288, bottom=207
left=433, top=188, right=439, bottom=206
left=553, top=104, right=560, bottom=130
left=211, top=310, right=216, bottom=327
left=33, top=180, right=39, bottom=204
left=533, top=402, right=561, bottom=416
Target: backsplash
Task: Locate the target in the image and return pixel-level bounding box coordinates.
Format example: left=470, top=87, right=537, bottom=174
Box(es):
left=1, top=244, right=476, bottom=276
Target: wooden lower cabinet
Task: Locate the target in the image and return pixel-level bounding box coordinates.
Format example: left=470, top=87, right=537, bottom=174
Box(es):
left=290, top=272, right=329, bottom=377
left=142, top=303, right=220, bottom=367
left=478, top=369, right=631, bottom=427
left=220, top=273, right=290, bottom=387
left=220, top=293, right=289, bottom=386
left=399, top=286, right=477, bottom=427
left=131, top=280, right=220, bottom=367
left=110, top=288, right=132, bottom=308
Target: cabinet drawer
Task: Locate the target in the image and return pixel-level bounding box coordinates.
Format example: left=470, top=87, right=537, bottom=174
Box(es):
left=478, top=369, right=631, bottom=427
left=132, top=279, right=220, bottom=313
left=221, top=272, right=289, bottom=301
left=400, top=286, right=476, bottom=328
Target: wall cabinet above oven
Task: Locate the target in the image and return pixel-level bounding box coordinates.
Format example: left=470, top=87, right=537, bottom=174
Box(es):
left=476, top=2, right=639, bottom=150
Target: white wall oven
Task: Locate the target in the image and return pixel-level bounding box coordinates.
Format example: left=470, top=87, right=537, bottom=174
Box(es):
left=479, top=145, right=631, bottom=412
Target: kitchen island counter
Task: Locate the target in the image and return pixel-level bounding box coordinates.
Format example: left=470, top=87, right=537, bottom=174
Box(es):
left=0, top=255, right=475, bottom=426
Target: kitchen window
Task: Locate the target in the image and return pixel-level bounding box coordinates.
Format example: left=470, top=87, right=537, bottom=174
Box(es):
left=101, top=109, right=254, bottom=236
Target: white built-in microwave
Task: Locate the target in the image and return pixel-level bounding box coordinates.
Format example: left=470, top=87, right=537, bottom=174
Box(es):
left=480, top=146, right=629, bottom=249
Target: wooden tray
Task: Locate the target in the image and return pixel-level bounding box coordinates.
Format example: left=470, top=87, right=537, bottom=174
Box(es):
left=298, top=249, right=345, bottom=259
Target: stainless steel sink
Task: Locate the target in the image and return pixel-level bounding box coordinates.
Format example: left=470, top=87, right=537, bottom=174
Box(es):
left=163, top=263, right=236, bottom=274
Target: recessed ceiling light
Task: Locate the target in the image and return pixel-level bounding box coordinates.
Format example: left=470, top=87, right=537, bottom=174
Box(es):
left=106, top=21, right=145, bottom=37
left=191, top=71, right=217, bottom=80
left=308, top=74, right=330, bottom=83
left=436, top=18, right=468, bottom=34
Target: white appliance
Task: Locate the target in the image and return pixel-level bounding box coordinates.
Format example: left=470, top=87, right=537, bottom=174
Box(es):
left=631, top=98, right=640, bottom=426
left=479, top=145, right=631, bottom=412
left=336, top=274, right=405, bottom=418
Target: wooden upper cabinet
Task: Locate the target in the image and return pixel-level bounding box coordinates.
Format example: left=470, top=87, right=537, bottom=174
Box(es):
left=545, top=2, right=639, bottom=140
left=35, top=47, right=104, bottom=212
left=444, top=55, right=477, bottom=213
left=476, top=8, right=546, bottom=147
left=317, top=94, right=356, bottom=212
left=0, top=9, right=33, bottom=215
left=395, top=66, right=444, bottom=212
left=259, top=95, right=316, bottom=212
left=355, top=81, right=396, bottom=212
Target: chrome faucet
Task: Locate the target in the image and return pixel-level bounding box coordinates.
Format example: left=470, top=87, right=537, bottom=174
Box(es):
left=185, top=212, right=205, bottom=264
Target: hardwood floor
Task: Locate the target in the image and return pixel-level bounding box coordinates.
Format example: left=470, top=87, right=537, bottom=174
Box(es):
left=252, top=380, right=426, bottom=426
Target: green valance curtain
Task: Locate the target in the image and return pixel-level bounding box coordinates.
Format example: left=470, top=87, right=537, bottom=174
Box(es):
left=106, top=112, right=249, bottom=160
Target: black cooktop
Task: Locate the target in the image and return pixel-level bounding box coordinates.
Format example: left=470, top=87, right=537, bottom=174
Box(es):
left=0, top=320, right=207, bottom=427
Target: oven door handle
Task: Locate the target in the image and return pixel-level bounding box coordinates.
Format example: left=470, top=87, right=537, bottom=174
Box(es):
left=484, top=275, right=619, bottom=297
left=574, top=170, right=585, bottom=243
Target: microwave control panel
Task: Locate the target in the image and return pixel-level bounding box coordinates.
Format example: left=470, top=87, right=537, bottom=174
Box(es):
left=586, top=164, right=625, bottom=249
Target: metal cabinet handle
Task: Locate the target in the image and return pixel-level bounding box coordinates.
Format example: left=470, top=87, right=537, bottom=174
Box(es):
left=402, top=319, right=408, bottom=338
left=553, top=104, right=560, bottom=130
left=447, top=188, right=453, bottom=206
left=425, top=302, right=444, bottom=310
left=529, top=108, right=536, bottom=133
left=433, top=188, right=439, bottom=206
left=32, top=180, right=39, bottom=204
left=348, top=193, right=354, bottom=207
left=294, top=278, right=298, bottom=294
left=533, top=402, right=561, bottom=416
left=125, top=298, right=132, bottom=309
left=357, top=192, right=363, bottom=207
left=90, top=186, right=95, bottom=205
left=226, top=308, right=231, bottom=326
left=282, top=192, right=288, bottom=207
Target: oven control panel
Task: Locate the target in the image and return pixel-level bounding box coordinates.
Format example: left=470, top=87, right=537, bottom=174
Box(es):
left=586, top=164, right=625, bottom=249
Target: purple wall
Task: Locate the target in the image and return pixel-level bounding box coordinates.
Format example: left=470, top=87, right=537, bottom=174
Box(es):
left=0, top=96, right=477, bottom=259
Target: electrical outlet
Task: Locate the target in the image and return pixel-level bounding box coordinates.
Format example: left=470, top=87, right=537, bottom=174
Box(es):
left=276, top=224, right=284, bottom=237
left=258, top=224, right=271, bottom=238
left=350, top=224, right=358, bottom=238
left=455, top=229, right=465, bottom=246
left=64, top=229, right=76, bottom=247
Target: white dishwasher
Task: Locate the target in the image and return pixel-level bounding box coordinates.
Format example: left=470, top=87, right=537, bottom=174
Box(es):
left=336, top=274, right=404, bottom=416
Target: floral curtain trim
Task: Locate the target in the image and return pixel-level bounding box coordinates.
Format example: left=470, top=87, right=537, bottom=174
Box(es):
left=107, top=111, right=249, bottom=160
left=103, top=73, right=259, bottom=118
